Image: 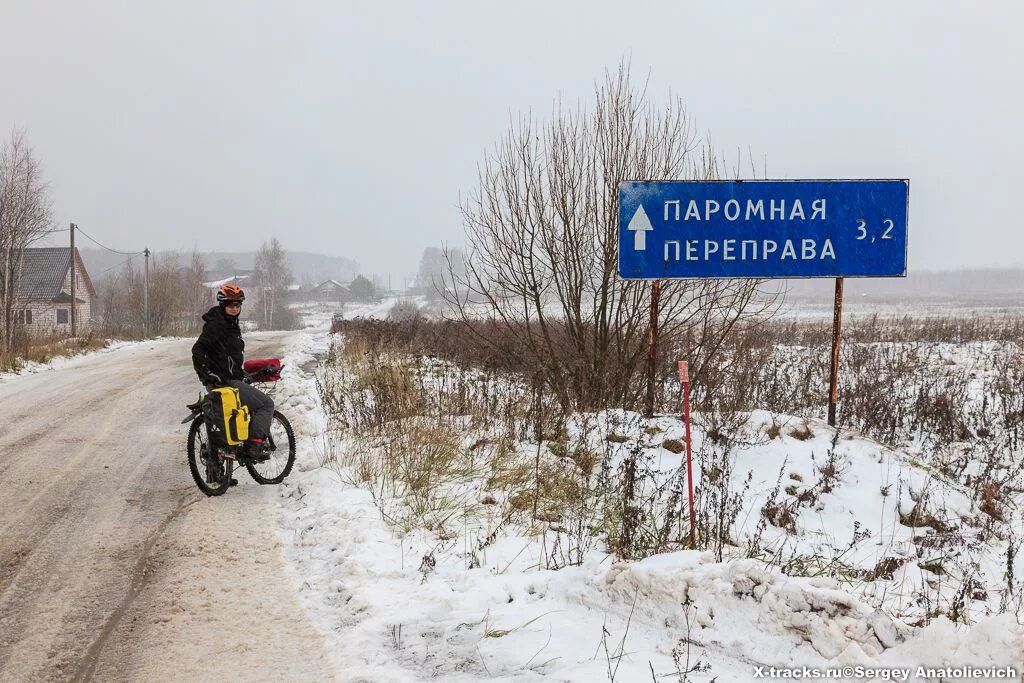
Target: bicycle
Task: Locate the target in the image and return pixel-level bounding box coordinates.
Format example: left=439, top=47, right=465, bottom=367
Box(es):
left=182, top=358, right=296, bottom=496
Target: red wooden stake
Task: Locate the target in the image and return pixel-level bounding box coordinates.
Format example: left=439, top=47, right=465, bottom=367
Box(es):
left=678, top=361, right=697, bottom=547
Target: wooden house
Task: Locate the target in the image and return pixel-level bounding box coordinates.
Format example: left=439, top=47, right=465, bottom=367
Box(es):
left=14, top=247, right=96, bottom=337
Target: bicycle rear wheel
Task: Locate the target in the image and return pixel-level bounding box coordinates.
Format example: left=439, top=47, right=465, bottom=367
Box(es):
left=245, top=411, right=296, bottom=484
left=187, top=418, right=234, bottom=496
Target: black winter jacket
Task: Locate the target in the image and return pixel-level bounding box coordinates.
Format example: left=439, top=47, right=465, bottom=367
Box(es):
left=192, top=305, right=245, bottom=383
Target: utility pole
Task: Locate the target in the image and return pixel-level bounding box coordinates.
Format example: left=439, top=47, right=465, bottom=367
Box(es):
left=144, top=248, right=150, bottom=338
left=69, top=223, right=76, bottom=337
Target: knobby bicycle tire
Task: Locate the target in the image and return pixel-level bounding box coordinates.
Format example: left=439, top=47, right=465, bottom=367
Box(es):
left=187, top=418, right=233, bottom=496
left=245, top=411, right=296, bottom=485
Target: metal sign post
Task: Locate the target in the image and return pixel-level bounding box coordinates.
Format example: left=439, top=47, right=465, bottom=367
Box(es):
left=645, top=279, right=661, bottom=417
left=827, top=277, right=845, bottom=426
left=678, top=361, right=697, bottom=547
left=619, top=179, right=908, bottom=424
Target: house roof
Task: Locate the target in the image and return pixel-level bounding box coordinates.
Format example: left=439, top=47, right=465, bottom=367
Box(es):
left=314, top=279, right=348, bottom=291
left=203, top=274, right=251, bottom=288
left=16, top=248, right=96, bottom=301
left=52, top=292, right=87, bottom=304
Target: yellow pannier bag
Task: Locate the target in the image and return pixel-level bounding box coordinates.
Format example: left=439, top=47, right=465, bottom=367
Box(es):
left=209, top=386, right=251, bottom=446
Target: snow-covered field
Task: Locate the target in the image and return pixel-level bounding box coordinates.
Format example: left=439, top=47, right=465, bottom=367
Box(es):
left=266, top=300, right=1023, bottom=681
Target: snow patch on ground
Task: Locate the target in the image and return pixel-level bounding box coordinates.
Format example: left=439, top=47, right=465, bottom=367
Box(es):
left=269, top=325, right=1023, bottom=681
left=290, top=296, right=430, bottom=329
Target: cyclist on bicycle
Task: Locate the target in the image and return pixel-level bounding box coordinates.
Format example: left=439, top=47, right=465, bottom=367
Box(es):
left=191, top=284, right=274, bottom=452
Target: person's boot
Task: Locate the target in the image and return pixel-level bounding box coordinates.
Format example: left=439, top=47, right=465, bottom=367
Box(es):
left=245, top=437, right=270, bottom=462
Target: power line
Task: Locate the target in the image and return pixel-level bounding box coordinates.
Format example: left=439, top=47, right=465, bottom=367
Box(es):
left=73, top=225, right=138, bottom=254
left=93, top=252, right=143, bottom=277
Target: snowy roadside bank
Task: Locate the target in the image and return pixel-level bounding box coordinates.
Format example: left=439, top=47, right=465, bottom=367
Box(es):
left=0, top=336, right=186, bottom=384
left=270, top=323, right=1023, bottom=682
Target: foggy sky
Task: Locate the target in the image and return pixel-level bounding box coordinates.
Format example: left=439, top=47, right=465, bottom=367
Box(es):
left=2, top=1, right=1020, bottom=280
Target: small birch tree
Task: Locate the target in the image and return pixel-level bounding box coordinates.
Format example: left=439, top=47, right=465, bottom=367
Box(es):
left=253, top=237, right=294, bottom=329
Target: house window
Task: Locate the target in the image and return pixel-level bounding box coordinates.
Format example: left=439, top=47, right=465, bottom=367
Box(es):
left=15, top=310, right=32, bottom=325
left=57, top=309, right=69, bottom=324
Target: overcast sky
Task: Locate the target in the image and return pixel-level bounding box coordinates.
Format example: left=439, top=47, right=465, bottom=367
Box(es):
left=2, top=1, right=1020, bottom=279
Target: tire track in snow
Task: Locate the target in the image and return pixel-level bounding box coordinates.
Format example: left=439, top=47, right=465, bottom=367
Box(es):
left=72, top=492, right=196, bottom=683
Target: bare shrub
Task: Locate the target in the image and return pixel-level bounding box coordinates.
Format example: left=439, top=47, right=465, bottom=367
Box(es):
left=388, top=298, right=421, bottom=321
left=322, top=312, right=1024, bottom=622
left=695, top=442, right=752, bottom=561
left=445, top=62, right=777, bottom=414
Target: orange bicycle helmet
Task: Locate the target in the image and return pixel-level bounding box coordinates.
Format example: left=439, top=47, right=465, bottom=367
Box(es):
left=217, top=284, right=246, bottom=305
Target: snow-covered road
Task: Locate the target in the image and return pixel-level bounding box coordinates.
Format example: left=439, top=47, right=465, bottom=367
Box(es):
left=0, top=335, right=333, bottom=682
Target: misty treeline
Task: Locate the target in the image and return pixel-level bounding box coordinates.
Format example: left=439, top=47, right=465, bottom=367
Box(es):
left=0, top=129, right=53, bottom=355
left=95, top=236, right=298, bottom=337
left=414, top=246, right=465, bottom=301
left=438, top=63, right=776, bottom=412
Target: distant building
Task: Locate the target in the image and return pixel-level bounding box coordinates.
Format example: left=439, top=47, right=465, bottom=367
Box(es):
left=14, top=247, right=96, bottom=337
left=310, top=279, right=351, bottom=302
left=202, top=273, right=251, bottom=290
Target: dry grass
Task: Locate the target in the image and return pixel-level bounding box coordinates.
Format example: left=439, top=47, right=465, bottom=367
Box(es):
left=761, top=500, right=798, bottom=535
left=978, top=481, right=1004, bottom=521
left=865, top=556, right=907, bottom=581
left=899, top=502, right=953, bottom=533
left=789, top=423, right=814, bottom=441
left=320, top=314, right=1024, bottom=618
left=661, top=439, right=685, bottom=454
left=1, top=335, right=110, bottom=373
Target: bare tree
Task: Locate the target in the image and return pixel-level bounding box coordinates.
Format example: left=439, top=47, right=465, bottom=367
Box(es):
left=253, top=237, right=294, bottom=329
left=0, top=129, right=54, bottom=352
left=445, top=63, right=778, bottom=412
left=94, top=249, right=210, bottom=338
left=212, top=257, right=237, bottom=278
left=147, top=252, right=187, bottom=335
left=415, top=247, right=445, bottom=299
left=417, top=246, right=466, bottom=301
left=185, top=248, right=210, bottom=327
left=95, top=259, right=144, bottom=338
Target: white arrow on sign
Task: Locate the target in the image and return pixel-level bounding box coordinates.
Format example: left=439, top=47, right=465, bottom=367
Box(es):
left=627, top=204, right=653, bottom=251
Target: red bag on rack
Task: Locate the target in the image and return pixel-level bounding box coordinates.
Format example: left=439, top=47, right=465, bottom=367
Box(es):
left=243, top=358, right=282, bottom=382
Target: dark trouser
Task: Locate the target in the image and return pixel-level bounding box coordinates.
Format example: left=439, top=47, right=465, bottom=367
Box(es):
left=227, top=380, right=274, bottom=440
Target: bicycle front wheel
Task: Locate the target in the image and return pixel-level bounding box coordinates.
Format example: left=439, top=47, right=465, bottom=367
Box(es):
left=245, top=411, right=296, bottom=485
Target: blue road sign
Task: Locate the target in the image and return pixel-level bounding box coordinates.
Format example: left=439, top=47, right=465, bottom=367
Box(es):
left=618, top=180, right=908, bottom=280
